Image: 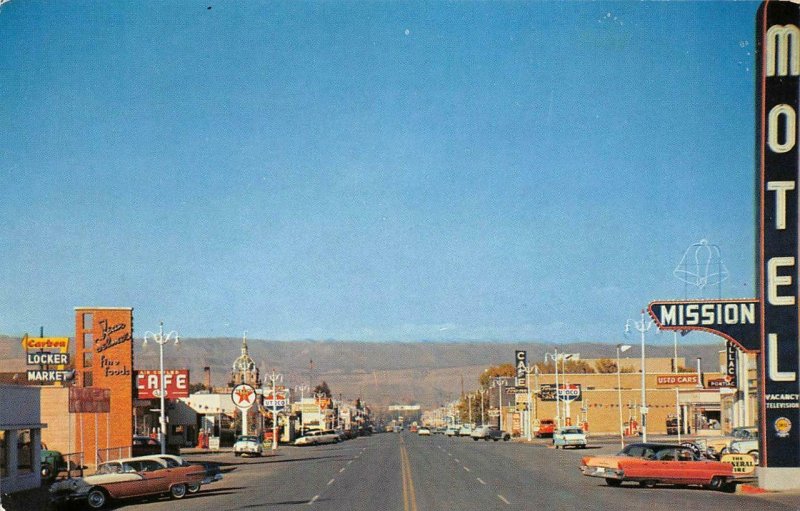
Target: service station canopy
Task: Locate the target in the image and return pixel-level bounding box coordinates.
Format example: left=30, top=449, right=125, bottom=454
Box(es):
left=647, top=299, right=761, bottom=353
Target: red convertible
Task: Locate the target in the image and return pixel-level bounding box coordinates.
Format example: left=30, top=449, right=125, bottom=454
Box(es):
left=580, top=443, right=753, bottom=491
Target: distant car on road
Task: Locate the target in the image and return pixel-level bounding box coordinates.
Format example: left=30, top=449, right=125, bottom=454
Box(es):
left=417, top=427, right=431, bottom=436
left=233, top=435, right=263, bottom=457
left=535, top=419, right=556, bottom=438
left=446, top=426, right=459, bottom=437
left=552, top=427, right=587, bottom=449
left=471, top=426, right=510, bottom=441
left=458, top=424, right=473, bottom=437
left=470, top=426, right=491, bottom=440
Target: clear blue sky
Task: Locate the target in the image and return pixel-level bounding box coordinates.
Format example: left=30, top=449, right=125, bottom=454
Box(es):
left=0, top=1, right=759, bottom=343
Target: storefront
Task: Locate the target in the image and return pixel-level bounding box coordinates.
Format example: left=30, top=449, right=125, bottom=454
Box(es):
left=0, top=385, right=46, bottom=494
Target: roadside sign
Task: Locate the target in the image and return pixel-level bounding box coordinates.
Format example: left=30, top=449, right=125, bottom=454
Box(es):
left=231, top=383, right=257, bottom=409
left=264, top=390, right=288, bottom=409
left=720, top=453, right=756, bottom=474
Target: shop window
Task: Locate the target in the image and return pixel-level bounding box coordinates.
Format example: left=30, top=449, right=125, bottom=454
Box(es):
left=83, top=351, right=93, bottom=368
left=17, top=429, right=32, bottom=474
left=0, top=430, right=6, bottom=477
left=83, top=313, right=93, bottom=331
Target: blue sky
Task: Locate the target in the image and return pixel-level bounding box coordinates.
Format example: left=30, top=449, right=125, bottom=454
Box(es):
left=0, top=1, right=759, bottom=343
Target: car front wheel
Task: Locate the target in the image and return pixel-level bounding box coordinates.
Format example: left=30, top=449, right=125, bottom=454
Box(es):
left=605, top=478, right=622, bottom=487
left=187, top=483, right=201, bottom=494
left=170, top=484, right=187, bottom=499
left=86, top=488, right=108, bottom=509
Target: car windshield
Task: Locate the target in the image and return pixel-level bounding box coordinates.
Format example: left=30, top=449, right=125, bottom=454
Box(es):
left=237, top=436, right=259, bottom=443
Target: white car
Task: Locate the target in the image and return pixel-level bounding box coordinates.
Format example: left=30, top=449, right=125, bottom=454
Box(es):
left=139, top=454, right=223, bottom=493
left=417, top=427, right=432, bottom=436
left=552, top=427, right=587, bottom=449
left=233, top=435, right=263, bottom=456
left=729, top=439, right=759, bottom=462
left=293, top=430, right=340, bottom=446
left=446, top=426, right=459, bottom=437
left=458, top=424, right=474, bottom=436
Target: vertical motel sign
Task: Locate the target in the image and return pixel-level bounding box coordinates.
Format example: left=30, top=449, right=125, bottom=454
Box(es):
left=758, top=1, right=800, bottom=469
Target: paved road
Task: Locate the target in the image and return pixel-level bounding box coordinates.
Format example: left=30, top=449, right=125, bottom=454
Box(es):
left=36, top=433, right=800, bottom=511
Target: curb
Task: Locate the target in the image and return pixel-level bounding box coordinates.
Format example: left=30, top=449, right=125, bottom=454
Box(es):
left=737, top=484, right=768, bottom=494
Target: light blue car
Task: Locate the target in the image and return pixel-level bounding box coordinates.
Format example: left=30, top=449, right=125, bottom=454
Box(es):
left=552, top=427, right=587, bottom=449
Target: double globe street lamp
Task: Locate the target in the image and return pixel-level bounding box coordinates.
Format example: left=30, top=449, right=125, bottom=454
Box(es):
left=143, top=322, right=180, bottom=455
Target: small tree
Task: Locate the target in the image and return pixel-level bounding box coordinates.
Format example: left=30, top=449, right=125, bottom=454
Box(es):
left=479, top=363, right=516, bottom=388
left=594, top=358, right=618, bottom=374
left=313, top=381, right=332, bottom=397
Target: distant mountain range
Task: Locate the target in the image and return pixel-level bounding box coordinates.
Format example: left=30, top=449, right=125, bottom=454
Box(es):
left=1, top=335, right=725, bottom=408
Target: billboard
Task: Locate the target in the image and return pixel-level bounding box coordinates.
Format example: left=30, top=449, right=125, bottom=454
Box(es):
left=539, top=383, right=582, bottom=402
left=135, top=369, right=190, bottom=399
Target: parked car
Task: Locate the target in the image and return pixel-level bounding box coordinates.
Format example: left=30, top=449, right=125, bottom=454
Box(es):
left=552, top=427, right=587, bottom=449
left=294, top=431, right=323, bottom=446
left=233, top=435, right=263, bottom=457
left=470, top=426, right=491, bottom=440
left=535, top=419, right=556, bottom=438
left=417, top=427, right=432, bottom=436
left=580, top=444, right=750, bottom=491
left=139, top=454, right=223, bottom=494
left=445, top=426, right=459, bottom=437
left=49, top=456, right=205, bottom=509
left=293, top=430, right=340, bottom=446
left=132, top=435, right=179, bottom=457
left=40, top=445, right=68, bottom=482
left=458, top=424, right=474, bottom=437
left=703, top=427, right=758, bottom=458
left=471, top=426, right=511, bottom=441
left=729, top=439, right=759, bottom=463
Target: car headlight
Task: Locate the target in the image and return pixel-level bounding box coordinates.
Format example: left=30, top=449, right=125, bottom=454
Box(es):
left=729, top=445, right=740, bottom=453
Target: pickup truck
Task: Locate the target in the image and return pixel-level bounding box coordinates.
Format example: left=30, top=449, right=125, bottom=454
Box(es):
left=535, top=419, right=556, bottom=438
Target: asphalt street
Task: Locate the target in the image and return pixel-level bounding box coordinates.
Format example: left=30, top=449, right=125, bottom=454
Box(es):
left=34, top=433, right=800, bottom=511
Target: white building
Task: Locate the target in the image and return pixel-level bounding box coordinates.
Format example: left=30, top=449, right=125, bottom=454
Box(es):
left=0, top=385, right=46, bottom=494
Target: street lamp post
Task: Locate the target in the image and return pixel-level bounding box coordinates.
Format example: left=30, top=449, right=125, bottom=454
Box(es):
left=467, top=393, right=473, bottom=425
left=295, top=385, right=309, bottom=436
left=491, top=378, right=505, bottom=431
left=625, top=310, right=654, bottom=442
left=266, top=370, right=283, bottom=451
left=143, top=322, right=180, bottom=455
left=480, top=389, right=486, bottom=426
left=544, top=350, right=561, bottom=429
left=616, top=344, right=632, bottom=448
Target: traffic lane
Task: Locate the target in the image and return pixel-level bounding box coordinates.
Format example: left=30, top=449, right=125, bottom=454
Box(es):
left=437, top=435, right=797, bottom=511
left=110, top=440, right=368, bottom=510
left=311, top=433, right=405, bottom=511
left=401, top=432, right=515, bottom=510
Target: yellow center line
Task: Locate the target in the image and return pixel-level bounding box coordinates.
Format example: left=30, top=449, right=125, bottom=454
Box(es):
left=399, top=437, right=418, bottom=511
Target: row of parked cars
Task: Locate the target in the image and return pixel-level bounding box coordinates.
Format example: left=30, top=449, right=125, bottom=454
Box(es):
left=49, top=453, right=223, bottom=509
left=294, top=427, right=371, bottom=446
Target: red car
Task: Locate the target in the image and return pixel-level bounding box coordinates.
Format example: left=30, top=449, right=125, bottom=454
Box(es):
left=535, top=419, right=556, bottom=438
left=581, top=444, right=753, bottom=491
